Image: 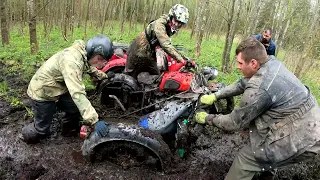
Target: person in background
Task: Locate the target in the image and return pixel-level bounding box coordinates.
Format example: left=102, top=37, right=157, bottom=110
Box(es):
left=253, top=29, right=276, bottom=56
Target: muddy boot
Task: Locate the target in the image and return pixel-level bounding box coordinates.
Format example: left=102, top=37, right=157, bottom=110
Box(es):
left=61, top=121, right=79, bottom=137
left=20, top=123, right=42, bottom=144
left=258, top=171, right=275, bottom=180
left=61, top=113, right=80, bottom=137
left=21, top=100, right=56, bottom=144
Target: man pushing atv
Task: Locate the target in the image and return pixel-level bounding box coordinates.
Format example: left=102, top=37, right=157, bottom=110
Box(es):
left=21, top=35, right=114, bottom=144
left=194, top=37, right=320, bottom=180
left=125, top=4, right=190, bottom=79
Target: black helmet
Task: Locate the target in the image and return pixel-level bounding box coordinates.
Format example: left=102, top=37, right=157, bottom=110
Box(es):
left=86, top=35, right=113, bottom=60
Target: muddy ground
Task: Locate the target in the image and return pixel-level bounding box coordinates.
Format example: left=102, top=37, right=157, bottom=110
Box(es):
left=0, top=62, right=320, bottom=180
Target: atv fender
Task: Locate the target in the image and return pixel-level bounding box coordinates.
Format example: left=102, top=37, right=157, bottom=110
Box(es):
left=101, top=57, right=126, bottom=72
left=81, top=123, right=172, bottom=171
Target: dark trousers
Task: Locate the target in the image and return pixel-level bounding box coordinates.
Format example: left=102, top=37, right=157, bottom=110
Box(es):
left=22, top=93, right=81, bottom=142
left=225, top=141, right=320, bottom=180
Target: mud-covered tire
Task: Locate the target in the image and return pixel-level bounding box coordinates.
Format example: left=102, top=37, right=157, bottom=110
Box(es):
left=82, top=124, right=172, bottom=172
left=92, top=141, right=162, bottom=170
left=100, top=73, right=140, bottom=108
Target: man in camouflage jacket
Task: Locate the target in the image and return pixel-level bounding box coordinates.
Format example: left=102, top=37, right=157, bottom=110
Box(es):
left=125, top=4, right=189, bottom=79
left=21, top=35, right=115, bottom=144
left=195, top=38, right=320, bottom=180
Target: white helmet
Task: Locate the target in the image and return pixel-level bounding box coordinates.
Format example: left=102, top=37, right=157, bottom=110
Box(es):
left=168, top=4, right=189, bottom=24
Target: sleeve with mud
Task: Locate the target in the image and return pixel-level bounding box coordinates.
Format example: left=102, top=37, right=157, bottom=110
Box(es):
left=86, top=65, right=108, bottom=80
left=208, top=82, right=272, bottom=131
left=60, top=60, right=99, bottom=125
left=214, top=78, right=249, bottom=100
left=154, top=21, right=184, bottom=62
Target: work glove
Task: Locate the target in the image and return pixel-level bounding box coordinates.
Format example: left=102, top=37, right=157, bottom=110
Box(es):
left=106, top=71, right=115, bottom=79
left=200, top=94, right=217, bottom=105
left=195, top=111, right=209, bottom=124
left=185, top=61, right=195, bottom=68
left=94, top=121, right=109, bottom=137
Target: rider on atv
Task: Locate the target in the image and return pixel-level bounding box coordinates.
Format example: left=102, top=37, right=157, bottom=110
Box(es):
left=125, top=4, right=190, bottom=79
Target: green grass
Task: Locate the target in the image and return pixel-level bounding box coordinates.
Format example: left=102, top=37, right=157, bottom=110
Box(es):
left=0, top=81, right=9, bottom=96
left=0, top=22, right=319, bottom=104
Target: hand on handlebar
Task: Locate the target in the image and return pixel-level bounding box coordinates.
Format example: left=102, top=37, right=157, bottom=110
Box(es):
left=185, top=60, right=195, bottom=68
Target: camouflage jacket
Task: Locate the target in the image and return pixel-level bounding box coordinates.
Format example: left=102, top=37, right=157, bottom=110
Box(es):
left=27, top=40, right=108, bottom=125
left=207, top=56, right=320, bottom=167
left=144, top=14, right=184, bottom=62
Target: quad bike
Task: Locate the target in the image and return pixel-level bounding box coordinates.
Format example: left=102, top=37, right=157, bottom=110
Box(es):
left=96, top=42, right=188, bottom=74
left=80, top=44, right=234, bottom=171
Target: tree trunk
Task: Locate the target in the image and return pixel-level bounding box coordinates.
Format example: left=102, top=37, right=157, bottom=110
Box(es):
left=27, top=0, right=38, bottom=54
left=294, top=3, right=319, bottom=78
left=143, top=0, right=149, bottom=26
left=128, top=0, right=138, bottom=36
left=83, top=0, right=92, bottom=40
left=274, top=0, right=288, bottom=43
left=222, top=0, right=238, bottom=73
left=1, top=0, right=10, bottom=46
left=161, top=0, right=166, bottom=15
left=276, top=0, right=297, bottom=55
left=62, top=0, right=70, bottom=41
left=101, top=0, right=110, bottom=34
left=71, top=0, right=75, bottom=38
left=191, top=0, right=200, bottom=39
left=120, top=0, right=127, bottom=36
left=245, top=0, right=263, bottom=38
left=195, top=0, right=210, bottom=58
left=77, top=0, right=82, bottom=28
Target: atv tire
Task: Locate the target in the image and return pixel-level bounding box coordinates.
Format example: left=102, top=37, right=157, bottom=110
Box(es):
left=100, top=73, right=140, bottom=108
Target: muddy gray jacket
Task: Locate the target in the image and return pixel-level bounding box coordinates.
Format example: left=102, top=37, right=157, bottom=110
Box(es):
left=207, top=56, right=320, bottom=166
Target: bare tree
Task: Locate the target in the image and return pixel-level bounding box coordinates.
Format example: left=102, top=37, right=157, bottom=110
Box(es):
left=1, top=0, right=10, bottom=46
left=295, top=1, right=319, bottom=78
left=101, top=0, right=110, bottom=34
left=27, top=0, right=38, bottom=54
left=195, top=0, right=209, bottom=58
left=276, top=0, right=297, bottom=55
left=222, top=0, right=241, bottom=73
left=244, top=0, right=264, bottom=38
left=83, top=0, right=92, bottom=40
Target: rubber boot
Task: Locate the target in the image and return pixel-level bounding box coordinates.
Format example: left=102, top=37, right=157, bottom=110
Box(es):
left=61, top=113, right=80, bottom=137
left=258, top=171, right=275, bottom=180
left=21, top=123, right=42, bottom=144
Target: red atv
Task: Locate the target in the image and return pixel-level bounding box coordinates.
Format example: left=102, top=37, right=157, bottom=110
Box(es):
left=80, top=43, right=234, bottom=171
left=96, top=43, right=226, bottom=111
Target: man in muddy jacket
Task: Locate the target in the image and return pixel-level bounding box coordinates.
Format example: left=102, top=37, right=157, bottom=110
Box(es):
left=21, top=35, right=115, bottom=144
left=125, top=4, right=189, bottom=79
left=194, top=37, right=320, bottom=180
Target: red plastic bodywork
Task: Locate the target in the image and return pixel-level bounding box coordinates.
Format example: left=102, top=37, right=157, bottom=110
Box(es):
left=97, top=54, right=127, bottom=73
left=98, top=46, right=196, bottom=92
left=159, top=71, right=194, bottom=91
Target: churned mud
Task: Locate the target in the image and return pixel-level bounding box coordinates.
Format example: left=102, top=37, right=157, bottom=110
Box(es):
left=0, top=62, right=319, bottom=179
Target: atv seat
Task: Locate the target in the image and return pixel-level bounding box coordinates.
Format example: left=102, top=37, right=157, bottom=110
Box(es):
left=137, top=72, right=160, bottom=85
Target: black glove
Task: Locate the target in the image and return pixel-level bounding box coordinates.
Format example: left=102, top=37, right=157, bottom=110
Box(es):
left=185, top=60, right=195, bottom=68
left=106, top=71, right=115, bottom=79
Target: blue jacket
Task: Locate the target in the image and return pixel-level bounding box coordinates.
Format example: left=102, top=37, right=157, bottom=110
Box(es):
left=253, top=34, right=276, bottom=55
